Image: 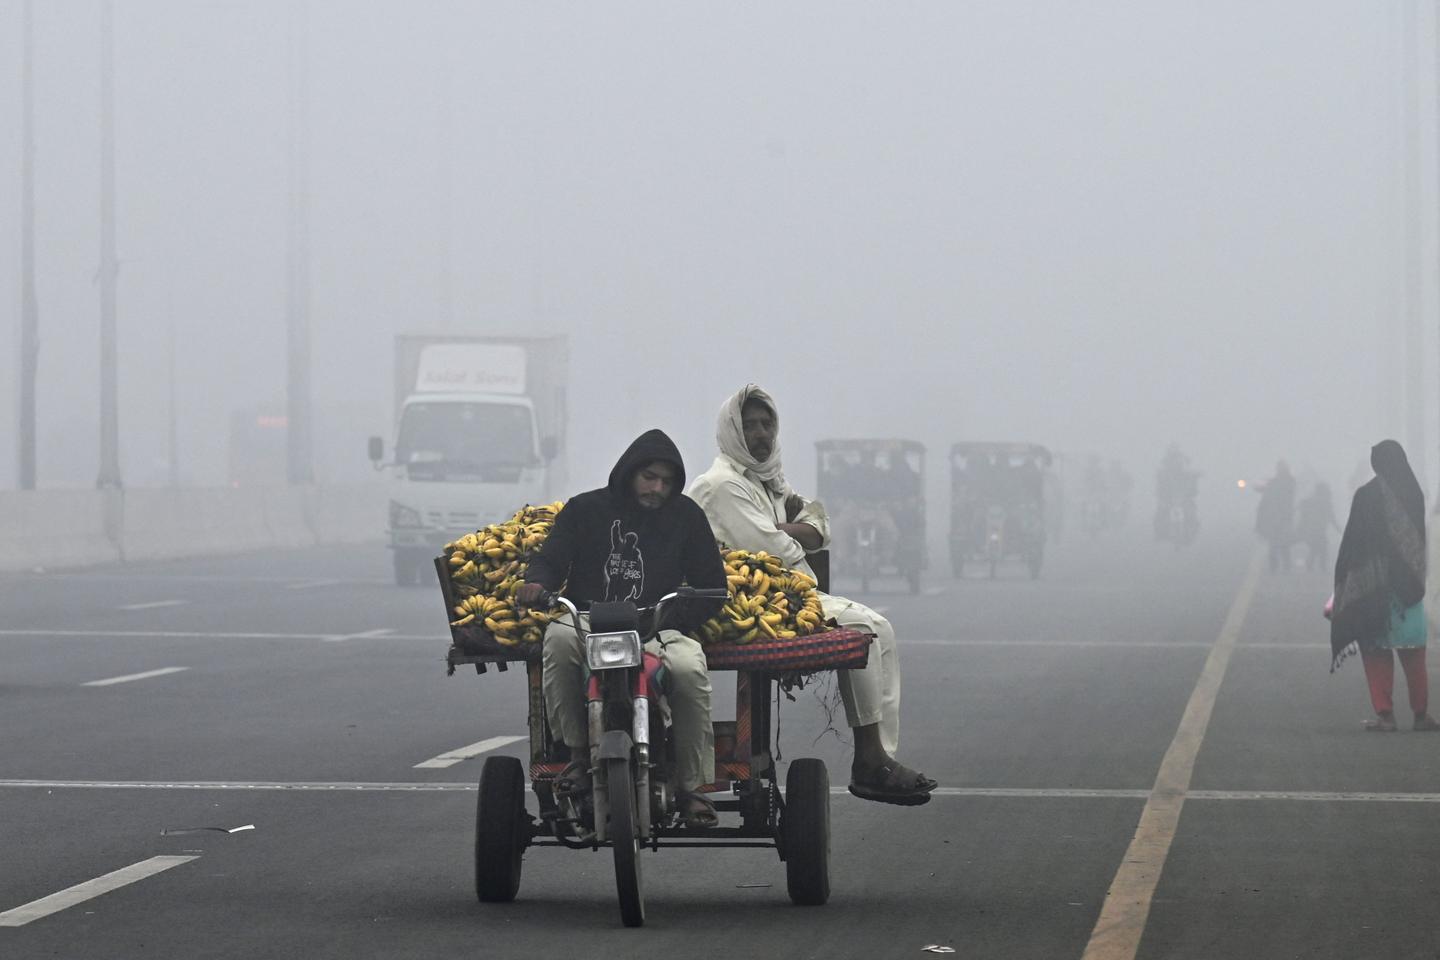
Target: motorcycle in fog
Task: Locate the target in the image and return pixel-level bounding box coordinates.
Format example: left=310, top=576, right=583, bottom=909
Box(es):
left=853, top=516, right=881, bottom=593
left=1154, top=497, right=1198, bottom=549
left=984, top=505, right=1007, bottom=579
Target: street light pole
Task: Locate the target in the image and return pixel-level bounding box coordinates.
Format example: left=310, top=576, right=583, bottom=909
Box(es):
left=285, top=1, right=313, bottom=485
left=18, top=0, right=38, bottom=490
left=97, top=0, right=122, bottom=490
left=168, top=322, right=179, bottom=487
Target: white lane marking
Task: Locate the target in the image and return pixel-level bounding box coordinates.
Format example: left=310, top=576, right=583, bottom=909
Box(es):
left=871, top=787, right=1150, bottom=799
left=82, top=666, right=190, bottom=687
left=1080, top=548, right=1264, bottom=960
left=323, top=628, right=396, bottom=643
left=19, top=572, right=390, bottom=586
left=5, top=779, right=1440, bottom=804
left=286, top=578, right=344, bottom=590
left=904, top=639, right=1326, bottom=650
left=1, top=629, right=350, bottom=640
left=0, top=630, right=1324, bottom=653
left=118, top=600, right=188, bottom=611
left=0, top=855, right=199, bottom=927
left=414, top=735, right=527, bottom=769
left=922, top=586, right=947, bottom=596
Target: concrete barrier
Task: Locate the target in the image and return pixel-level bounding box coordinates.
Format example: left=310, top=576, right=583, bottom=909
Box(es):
left=0, top=483, right=388, bottom=572
left=0, top=490, right=122, bottom=571
left=121, top=487, right=271, bottom=562
left=261, top=487, right=320, bottom=551
left=309, top=483, right=388, bottom=544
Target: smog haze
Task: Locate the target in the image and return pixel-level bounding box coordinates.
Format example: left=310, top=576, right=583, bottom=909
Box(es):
left=1, top=1, right=1431, bottom=512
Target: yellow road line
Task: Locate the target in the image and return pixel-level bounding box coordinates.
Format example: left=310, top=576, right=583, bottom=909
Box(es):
left=1080, top=548, right=1264, bottom=960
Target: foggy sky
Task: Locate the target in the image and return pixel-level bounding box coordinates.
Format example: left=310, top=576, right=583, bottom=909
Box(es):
left=1, top=1, right=1434, bottom=513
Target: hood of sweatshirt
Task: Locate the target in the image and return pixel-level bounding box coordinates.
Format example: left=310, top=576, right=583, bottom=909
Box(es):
left=607, top=428, right=686, bottom=508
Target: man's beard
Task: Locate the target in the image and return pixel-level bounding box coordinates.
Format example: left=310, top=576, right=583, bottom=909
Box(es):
left=638, top=494, right=665, bottom=510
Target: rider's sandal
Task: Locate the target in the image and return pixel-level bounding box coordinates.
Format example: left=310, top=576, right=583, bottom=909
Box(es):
left=675, top=791, right=719, bottom=830
left=848, top=759, right=938, bottom=807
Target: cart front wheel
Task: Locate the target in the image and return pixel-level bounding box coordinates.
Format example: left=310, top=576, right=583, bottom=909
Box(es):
left=606, top=755, right=645, bottom=927
left=782, top=758, right=831, bottom=906
left=475, top=756, right=527, bottom=903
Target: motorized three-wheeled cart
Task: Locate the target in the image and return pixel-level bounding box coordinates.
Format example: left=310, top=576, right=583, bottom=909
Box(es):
left=949, top=441, right=1052, bottom=580
left=433, top=554, right=871, bottom=927
left=815, top=438, right=927, bottom=593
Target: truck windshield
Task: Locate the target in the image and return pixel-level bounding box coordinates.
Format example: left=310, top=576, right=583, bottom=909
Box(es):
left=396, top=402, right=535, bottom=481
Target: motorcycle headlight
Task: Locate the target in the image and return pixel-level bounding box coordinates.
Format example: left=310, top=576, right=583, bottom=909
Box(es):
left=389, top=500, right=423, bottom=528
left=586, top=631, right=642, bottom=671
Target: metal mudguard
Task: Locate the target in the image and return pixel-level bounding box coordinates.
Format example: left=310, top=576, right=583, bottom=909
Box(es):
left=597, top=730, right=633, bottom=761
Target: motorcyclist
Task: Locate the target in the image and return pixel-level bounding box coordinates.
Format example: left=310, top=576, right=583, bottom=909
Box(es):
left=1155, top=444, right=1197, bottom=540
left=1253, top=460, right=1297, bottom=572
left=517, top=429, right=728, bottom=829
left=1106, top=459, right=1133, bottom=528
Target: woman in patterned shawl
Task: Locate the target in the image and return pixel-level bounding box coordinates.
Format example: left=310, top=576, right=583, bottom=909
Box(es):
left=1331, top=440, right=1438, bottom=731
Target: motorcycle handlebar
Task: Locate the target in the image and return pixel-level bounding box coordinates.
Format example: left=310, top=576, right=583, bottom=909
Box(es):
left=675, top=587, right=729, bottom=600
left=526, top=587, right=726, bottom=616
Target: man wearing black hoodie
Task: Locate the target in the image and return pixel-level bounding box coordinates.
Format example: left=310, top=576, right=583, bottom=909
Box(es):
left=518, top=429, right=728, bottom=827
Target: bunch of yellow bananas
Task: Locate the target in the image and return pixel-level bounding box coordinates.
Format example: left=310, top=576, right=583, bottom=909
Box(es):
left=443, top=501, right=565, bottom=646
left=695, top=549, right=828, bottom=645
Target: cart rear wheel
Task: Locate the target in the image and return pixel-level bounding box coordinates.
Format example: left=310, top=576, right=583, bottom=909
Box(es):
left=475, top=756, right=527, bottom=902
left=606, top=755, right=645, bottom=927
left=782, top=758, right=830, bottom=906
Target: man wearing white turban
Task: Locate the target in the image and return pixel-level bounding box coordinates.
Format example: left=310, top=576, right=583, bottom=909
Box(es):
left=688, top=384, right=937, bottom=805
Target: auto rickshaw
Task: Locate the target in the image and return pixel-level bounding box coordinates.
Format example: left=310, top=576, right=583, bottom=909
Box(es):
left=949, top=442, right=1051, bottom=579
left=814, top=439, right=927, bottom=593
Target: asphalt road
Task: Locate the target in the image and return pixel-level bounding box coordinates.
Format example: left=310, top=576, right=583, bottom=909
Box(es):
left=3, top=521, right=1439, bottom=959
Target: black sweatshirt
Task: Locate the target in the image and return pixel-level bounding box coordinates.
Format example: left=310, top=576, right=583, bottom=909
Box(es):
left=525, top=429, right=727, bottom=632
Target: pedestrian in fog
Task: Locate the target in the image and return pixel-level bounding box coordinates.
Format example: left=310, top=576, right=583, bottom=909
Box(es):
left=1330, top=440, right=1439, bottom=732
left=1296, top=483, right=1340, bottom=572
left=1255, top=460, right=1297, bottom=572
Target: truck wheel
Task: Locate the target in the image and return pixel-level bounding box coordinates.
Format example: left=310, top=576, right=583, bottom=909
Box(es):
left=782, top=758, right=830, bottom=906
left=475, top=756, right=527, bottom=903
left=393, top=552, right=418, bottom=587
left=606, top=755, right=645, bottom=927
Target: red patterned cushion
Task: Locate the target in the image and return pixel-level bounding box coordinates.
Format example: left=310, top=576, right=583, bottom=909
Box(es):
left=701, top=628, right=872, bottom=672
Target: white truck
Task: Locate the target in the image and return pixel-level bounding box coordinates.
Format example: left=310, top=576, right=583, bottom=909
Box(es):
left=369, top=334, right=568, bottom=585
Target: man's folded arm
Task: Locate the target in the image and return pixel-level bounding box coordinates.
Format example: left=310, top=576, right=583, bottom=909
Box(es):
left=702, top=479, right=812, bottom=567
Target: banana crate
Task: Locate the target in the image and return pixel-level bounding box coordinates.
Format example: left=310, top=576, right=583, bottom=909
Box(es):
left=434, top=556, right=538, bottom=675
